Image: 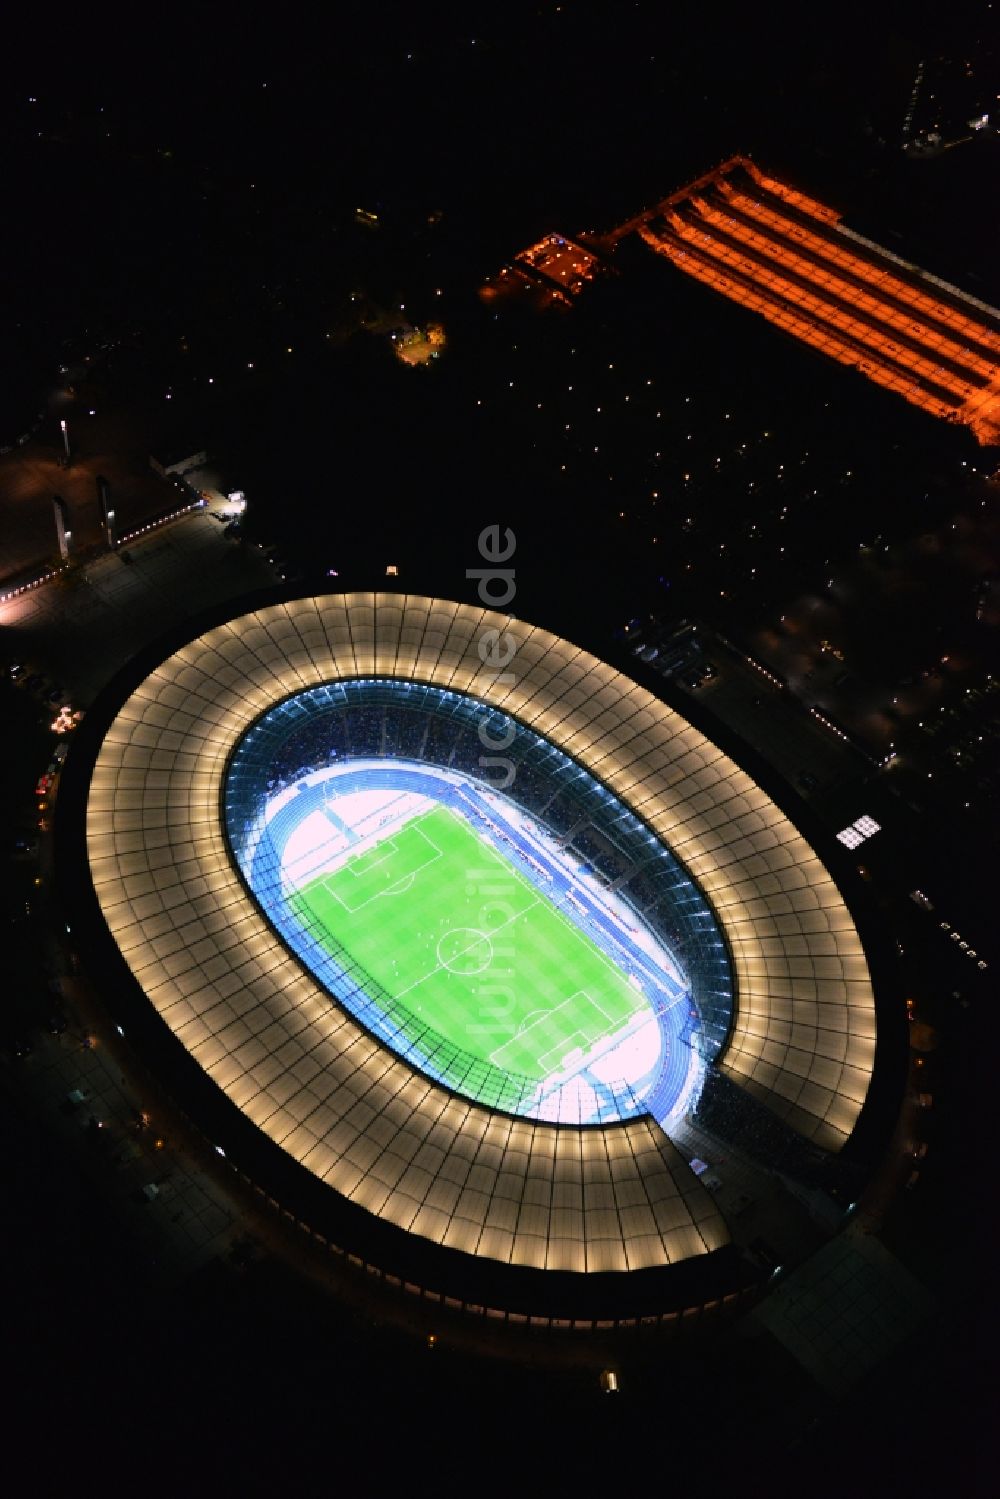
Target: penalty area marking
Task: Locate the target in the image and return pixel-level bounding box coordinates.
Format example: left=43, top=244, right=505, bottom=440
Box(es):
left=345, top=836, right=399, bottom=879
left=322, top=821, right=444, bottom=914
left=489, top=988, right=624, bottom=1073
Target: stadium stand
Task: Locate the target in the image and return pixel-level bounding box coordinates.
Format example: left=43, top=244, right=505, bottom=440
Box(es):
left=80, top=593, right=878, bottom=1288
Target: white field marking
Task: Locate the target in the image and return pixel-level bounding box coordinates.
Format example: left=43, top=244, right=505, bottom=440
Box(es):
left=570, top=984, right=617, bottom=1027
left=393, top=888, right=540, bottom=1003
left=494, top=846, right=655, bottom=998
left=371, top=810, right=650, bottom=1045
left=320, top=784, right=666, bottom=1008
left=512, top=982, right=616, bottom=1036
left=325, top=787, right=430, bottom=847
left=491, top=983, right=641, bottom=1079
left=378, top=823, right=445, bottom=894
left=274, top=761, right=684, bottom=994
left=345, top=835, right=399, bottom=879
left=310, top=790, right=434, bottom=882
left=538, top=1032, right=590, bottom=1073
left=435, top=927, right=494, bottom=975
left=322, top=820, right=444, bottom=915
left=532, top=1007, right=656, bottom=1096
left=490, top=990, right=615, bottom=1071
left=324, top=805, right=638, bottom=1053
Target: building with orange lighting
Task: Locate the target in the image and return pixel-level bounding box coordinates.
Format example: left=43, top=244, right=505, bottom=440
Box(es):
left=625, top=157, right=1000, bottom=447
left=481, top=234, right=605, bottom=309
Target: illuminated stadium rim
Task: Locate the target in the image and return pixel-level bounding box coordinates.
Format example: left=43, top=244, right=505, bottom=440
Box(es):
left=63, top=588, right=883, bottom=1319
left=219, top=676, right=736, bottom=1126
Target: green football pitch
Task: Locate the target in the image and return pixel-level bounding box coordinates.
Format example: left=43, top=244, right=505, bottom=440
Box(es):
left=288, top=803, right=649, bottom=1084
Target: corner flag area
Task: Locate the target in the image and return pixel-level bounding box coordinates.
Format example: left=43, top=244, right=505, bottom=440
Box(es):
left=288, top=803, right=654, bottom=1089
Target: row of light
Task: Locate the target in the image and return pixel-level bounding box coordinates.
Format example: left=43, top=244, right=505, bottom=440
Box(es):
left=118, top=498, right=206, bottom=546
left=810, top=706, right=851, bottom=744
left=745, top=655, right=784, bottom=687
left=940, top=921, right=988, bottom=969
left=0, top=564, right=64, bottom=604
left=3, top=495, right=207, bottom=608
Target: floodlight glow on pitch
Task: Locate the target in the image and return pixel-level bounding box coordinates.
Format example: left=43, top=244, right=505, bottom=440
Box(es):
left=224, top=681, right=734, bottom=1126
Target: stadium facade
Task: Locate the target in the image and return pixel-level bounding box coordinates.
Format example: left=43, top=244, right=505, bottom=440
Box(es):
left=58, top=589, right=899, bottom=1326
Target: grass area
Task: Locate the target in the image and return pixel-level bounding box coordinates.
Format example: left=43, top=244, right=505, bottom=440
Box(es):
left=289, top=803, right=646, bottom=1083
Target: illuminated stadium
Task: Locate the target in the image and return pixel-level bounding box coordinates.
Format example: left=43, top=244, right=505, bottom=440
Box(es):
left=60, top=590, right=890, bottom=1326
left=223, top=679, right=733, bottom=1129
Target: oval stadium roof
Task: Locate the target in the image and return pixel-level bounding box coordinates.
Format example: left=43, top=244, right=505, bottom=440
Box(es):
left=82, top=592, right=877, bottom=1282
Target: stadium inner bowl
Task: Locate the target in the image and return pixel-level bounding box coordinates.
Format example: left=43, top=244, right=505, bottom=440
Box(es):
left=223, top=679, right=733, bottom=1127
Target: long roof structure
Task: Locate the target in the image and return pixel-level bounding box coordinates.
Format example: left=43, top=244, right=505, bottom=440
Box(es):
left=629, top=156, right=1000, bottom=446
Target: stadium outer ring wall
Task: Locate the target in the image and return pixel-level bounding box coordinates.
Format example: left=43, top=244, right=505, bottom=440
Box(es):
left=55, top=582, right=905, bottom=1328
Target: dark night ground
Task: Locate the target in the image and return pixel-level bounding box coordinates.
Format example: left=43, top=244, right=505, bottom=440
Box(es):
left=1, top=4, right=996, bottom=1486
left=4, top=6, right=995, bottom=622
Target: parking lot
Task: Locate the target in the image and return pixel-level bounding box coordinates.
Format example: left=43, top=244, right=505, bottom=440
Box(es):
left=629, top=622, right=865, bottom=808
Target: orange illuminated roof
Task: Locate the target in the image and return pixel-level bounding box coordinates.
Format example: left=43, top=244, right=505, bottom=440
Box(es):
left=628, top=158, right=1000, bottom=446
left=512, top=233, right=601, bottom=301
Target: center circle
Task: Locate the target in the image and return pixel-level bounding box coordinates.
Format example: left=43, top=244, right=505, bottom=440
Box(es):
left=223, top=678, right=734, bottom=1124
left=436, top=927, right=494, bottom=975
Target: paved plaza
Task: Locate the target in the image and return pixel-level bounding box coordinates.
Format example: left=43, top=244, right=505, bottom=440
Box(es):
left=1, top=505, right=274, bottom=704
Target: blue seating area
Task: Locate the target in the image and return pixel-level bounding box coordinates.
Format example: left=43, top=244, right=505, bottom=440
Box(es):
left=222, top=679, right=736, bottom=1125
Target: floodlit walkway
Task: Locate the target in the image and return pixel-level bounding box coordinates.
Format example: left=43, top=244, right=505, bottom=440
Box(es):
left=0, top=507, right=274, bottom=704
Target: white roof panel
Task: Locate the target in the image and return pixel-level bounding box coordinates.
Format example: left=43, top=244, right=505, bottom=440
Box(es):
left=84, top=593, right=879, bottom=1273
